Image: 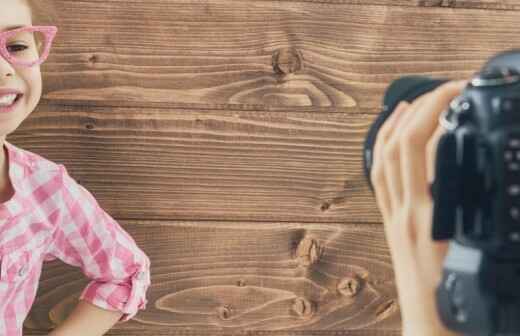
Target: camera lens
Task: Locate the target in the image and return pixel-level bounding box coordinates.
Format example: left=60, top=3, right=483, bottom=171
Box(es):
left=363, top=76, right=450, bottom=192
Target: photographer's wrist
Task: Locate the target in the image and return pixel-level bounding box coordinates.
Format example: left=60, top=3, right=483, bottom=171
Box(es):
left=403, top=315, right=462, bottom=336
left=398, top=283, right=462, bottom=336
left=400, top=303, right=462, bottom=335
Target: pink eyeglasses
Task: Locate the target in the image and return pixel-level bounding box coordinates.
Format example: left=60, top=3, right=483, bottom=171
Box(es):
left=0, top=25, right=58, bottom=68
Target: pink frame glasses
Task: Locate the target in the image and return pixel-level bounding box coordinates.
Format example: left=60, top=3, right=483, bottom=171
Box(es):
left=0, top=25, right=58, bottom=68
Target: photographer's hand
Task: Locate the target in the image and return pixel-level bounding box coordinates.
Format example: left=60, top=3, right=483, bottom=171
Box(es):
left=371, top=79, right=468, bottom=336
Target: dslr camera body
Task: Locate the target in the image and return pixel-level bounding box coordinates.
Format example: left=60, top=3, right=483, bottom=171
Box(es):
left=363, top=49, right=520, bottom=336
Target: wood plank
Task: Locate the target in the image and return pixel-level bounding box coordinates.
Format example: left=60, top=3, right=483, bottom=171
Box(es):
left=23, top=221, right=400, bottom=335
left=38, top=0, right=513, bottom=110
left=12, top=105, right=386, bottom=223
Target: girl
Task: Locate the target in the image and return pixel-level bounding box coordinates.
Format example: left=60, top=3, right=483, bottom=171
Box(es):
left=0, top=1, right=151, bottom=335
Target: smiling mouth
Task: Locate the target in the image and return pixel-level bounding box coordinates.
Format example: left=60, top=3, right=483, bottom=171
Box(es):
left=10, top=94, right=23, bottom=105
left=0, top=94, right=23, bottom=109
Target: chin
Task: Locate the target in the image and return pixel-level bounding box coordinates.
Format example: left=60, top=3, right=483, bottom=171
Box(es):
left=0, top=117, right=27, bottom=136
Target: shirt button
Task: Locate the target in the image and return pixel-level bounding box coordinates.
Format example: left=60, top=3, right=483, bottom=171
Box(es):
left=18, top=264, right=28, bottom=277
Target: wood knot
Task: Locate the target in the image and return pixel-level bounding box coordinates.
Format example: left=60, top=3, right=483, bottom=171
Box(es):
left=85, top=123, right=94, bottom=130
left=417, top=0, right=455, bottom=6
left=291, top=297, right=315, bottom=318
left=88, top=54, right=98, bottom=64
left=272, top=48, right=303, bottom=76
left=320, top=202, right=330, bottom=211
left=217, top=305, right=233, bottom=320
left=439, top=0, right=456, bottom=6
left=294, top=237, right=322, bottom=266
left=337, top=276, right=361, bottom=297
left=236, top=279, right=246, bottom=287
left=375, top=299, right=398, bottom=320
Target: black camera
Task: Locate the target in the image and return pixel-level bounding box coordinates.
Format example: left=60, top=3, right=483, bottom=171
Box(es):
left=362, top=49, right=520, bottom=336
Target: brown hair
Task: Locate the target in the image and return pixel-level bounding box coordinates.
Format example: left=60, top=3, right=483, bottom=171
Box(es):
left=23, top=0, right=57, bottom=26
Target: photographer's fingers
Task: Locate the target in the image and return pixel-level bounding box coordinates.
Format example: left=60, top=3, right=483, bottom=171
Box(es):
left=383, top=93, right=432, bottom=212
left=371, top=101, right=410, bottom=220
left=426, top=124, right=445, bottom=186
left=400, top=80, right=468, bottom=203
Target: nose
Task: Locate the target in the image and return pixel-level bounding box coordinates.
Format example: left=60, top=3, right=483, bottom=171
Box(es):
left=0, top=53, right=15, bottom=77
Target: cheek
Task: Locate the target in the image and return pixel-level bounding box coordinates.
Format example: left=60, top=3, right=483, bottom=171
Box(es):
left=24, top=71, right=43, bottom=111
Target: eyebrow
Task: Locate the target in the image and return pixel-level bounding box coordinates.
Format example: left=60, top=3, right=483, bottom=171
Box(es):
left=1, top=25, right=28, bottom=32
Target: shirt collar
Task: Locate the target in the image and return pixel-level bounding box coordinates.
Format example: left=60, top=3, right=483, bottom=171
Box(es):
left=0, top=141, right=35, bottom=219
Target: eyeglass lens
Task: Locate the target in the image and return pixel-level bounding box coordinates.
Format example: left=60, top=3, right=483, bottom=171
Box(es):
left=4, top=29, right=47, bottom=64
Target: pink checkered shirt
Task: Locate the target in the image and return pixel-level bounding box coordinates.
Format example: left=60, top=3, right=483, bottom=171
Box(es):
left=0, top=141, right=151, bottom=336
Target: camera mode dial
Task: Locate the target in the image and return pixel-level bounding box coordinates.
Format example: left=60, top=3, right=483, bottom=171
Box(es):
left=471, top=67, right=520, bottom=87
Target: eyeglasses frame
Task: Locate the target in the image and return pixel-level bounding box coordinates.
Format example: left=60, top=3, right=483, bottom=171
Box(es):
left=0, top=25, right=58, bottom=68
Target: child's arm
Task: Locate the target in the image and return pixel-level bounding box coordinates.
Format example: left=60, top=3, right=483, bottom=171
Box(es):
left=45, top=164, right=151, bottom=334
left=47, top=300, right=123, bottom=336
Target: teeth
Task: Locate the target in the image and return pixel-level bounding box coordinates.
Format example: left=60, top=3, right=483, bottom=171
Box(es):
left=0, top=94, right=17, bottom=106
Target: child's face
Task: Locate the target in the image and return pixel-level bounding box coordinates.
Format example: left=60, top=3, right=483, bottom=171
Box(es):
left=0, top=0, right=42, bottom=140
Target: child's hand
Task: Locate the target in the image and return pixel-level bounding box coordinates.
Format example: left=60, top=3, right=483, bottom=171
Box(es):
left=370, top=79, right=468, bottom=336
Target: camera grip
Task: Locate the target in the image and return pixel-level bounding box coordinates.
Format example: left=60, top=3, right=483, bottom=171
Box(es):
left=431, top=132, right=460, bottom=240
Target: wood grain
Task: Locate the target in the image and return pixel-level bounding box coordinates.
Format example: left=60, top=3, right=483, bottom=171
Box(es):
left=23, top=222, right=400, bottom=335
left=20, top=0, right=518, bottom=225
left=417, top=0, right=520, bottom=10
left=13, top=104, right=383, bottom=223
left=39, top=0, right=517, bottom=111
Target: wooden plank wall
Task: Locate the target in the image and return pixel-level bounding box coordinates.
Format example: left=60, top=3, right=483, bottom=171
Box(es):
left=18, top=0, right=519, bottom=334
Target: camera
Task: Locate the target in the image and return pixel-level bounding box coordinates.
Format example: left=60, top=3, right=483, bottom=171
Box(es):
left=362, top=49, right=520, bottom=336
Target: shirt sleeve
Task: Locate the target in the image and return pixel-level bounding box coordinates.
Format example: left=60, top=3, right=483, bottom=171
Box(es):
left=47, top=164, right=151, bottom=322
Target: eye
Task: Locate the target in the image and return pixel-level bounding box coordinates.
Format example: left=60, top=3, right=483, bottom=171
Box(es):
left=7, top=44, right=29, bottom=53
